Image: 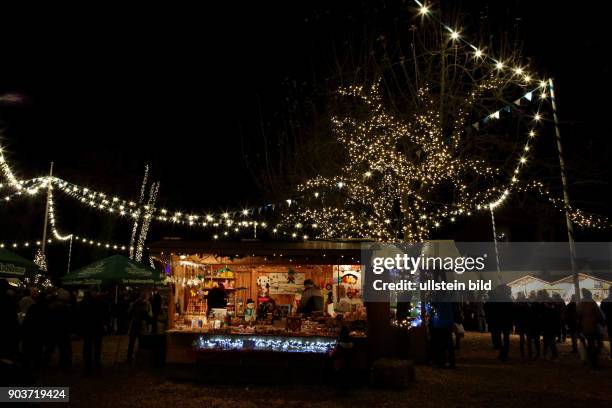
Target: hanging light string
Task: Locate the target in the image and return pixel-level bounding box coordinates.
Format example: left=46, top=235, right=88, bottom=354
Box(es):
left=0, top=1, right=609, bottom=244
left=4, top=80, right=548, bottom=239
left=413, top=0, right=546, bottom=85
left=0, top=238, right=128, bottom=252
left=43, top=83, right=540, bottom=232
left=0, top=145, right=25, bottom=191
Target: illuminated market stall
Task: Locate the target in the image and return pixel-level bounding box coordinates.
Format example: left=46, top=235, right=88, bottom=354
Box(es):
left=149, top=240, right=369, bottom=381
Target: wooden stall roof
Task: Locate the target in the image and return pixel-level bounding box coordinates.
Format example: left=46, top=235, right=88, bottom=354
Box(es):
left=148, top=239, right=366, bottom=264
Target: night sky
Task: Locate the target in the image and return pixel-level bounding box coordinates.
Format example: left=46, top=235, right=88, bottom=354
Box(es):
left=1, top=1, right=610, bottom=273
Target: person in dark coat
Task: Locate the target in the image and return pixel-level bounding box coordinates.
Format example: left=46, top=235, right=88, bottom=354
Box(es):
left=43, top=289, right=73, bottom=370
left=526, top=291, right=542, bottom=359
left=207, top=283, right=227, bottom=310
left=513, top=292, right=530, bottom=357
left=0, top=279, right=19, bottom=360
left=484, top=293, right=500, bottom=349
left=565, top=294, right=578, bottom=353
left=542, top=293, right=559, bottom=360
left=495, top=285, right=514, bottom=362
left=21, top=290, right=48, bottom=371
left=578, top=288, right=605, bottom=369
left=601, top=288, right=612, bottom=359
left=430, top=294, right=456, bottom=368
left=298, top=279, right=324, bottom=315
left=126, top=292, right=152, bottom=364
left=150, top=288, right=162, bottom=334
left=78, top=290, right=108, bottom=372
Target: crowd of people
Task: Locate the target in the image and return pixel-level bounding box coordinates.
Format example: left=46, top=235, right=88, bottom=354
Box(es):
left=0, top=278, right=163, bottom=379
left=430, top=285, right=612, bottom=369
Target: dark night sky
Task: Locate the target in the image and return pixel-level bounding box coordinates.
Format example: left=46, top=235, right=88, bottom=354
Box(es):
left=1, top=1, right=611, bottom=271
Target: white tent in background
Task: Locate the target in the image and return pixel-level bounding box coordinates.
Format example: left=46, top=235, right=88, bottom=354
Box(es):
left=506, top=274, right=550, bottom=299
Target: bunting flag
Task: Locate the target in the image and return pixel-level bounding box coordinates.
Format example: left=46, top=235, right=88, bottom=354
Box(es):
left=471, top=86, right=545, bottom=129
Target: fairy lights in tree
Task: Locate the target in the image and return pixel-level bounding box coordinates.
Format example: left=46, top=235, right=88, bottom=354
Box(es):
left=0, top=145, right=23, bottom=191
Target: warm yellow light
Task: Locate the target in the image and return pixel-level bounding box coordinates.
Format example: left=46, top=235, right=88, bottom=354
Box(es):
left=514, top=67, right=524, bottom=75
left=419, top=5, right=429, bottom=15
left=450, top=30, right=460, bottom=40
left=495, top=61, right=504, bottom=70
left=474, top=49, right=483, bottom=58
left=533, top=113, right=542, bottom=121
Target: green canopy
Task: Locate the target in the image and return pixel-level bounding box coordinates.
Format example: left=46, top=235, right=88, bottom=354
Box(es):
left=62, top=254, right=161, bottom=286
left=0, top=248, right=39, bottom=278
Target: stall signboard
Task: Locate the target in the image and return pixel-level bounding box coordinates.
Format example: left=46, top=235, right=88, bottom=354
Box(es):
left=268, top=270, right=305, bottom=295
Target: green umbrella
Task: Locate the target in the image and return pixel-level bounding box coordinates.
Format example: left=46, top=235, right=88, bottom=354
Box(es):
left=0, top=248, right=39, bottom=278
left=62, top=254, right=161, bottom=286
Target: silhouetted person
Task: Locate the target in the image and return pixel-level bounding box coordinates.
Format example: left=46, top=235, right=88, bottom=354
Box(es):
left=430, top=291, right=455, bottom=368
left=298, top=279, right=324, bottom=315
left=484, top=294, right=500, bottom=350
left=43, top=289, right=73, bottom=370
left=566, top=294, right=578, bottom=353
left=542, top=291, right=559, bottom=360
left=578, top=288, right=604, bottom=369
left=453, top=302, right=464, bottom=350
left=0, top=279, right=19, bottom=360
left=79, top=290, right=108, bottom=372
left=553, top=293, right=567, bottom=343
left=150, top=288, right=162, bottom=333
left=495, top=285, right=513, bottom=362
left=526, top=291, right=542, bottom=359
left=126, top=292, right=151, bottom=364
left=207, top=283, right=227, bottom=310
left=513, top=292, right=530, bottom=357
left=22, top=290, right=47, bottom=370
left=601, top=288, right=612, bottom=359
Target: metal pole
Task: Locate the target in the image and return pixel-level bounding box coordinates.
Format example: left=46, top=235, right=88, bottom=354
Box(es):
left=489, top=206, right=502, bottom=284
left=548, top=78, right=580, bottom=302
left=66, top=235, right=73, bottom=273
left=41, top=162, right=54, bottom=255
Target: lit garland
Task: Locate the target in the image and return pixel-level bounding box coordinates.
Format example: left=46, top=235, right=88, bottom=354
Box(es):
left=0, top=237, right=128, bottom=252
left=135, top=181, right=159, bottom=262
left=0, top=145, right=24, bottom=191
left=129, top=165, right=149, bottom=259
left=196, top=335, right=337, bottom=354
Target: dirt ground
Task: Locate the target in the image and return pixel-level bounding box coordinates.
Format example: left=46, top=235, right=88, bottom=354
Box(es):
left=35, top=332, right=612, bottom=408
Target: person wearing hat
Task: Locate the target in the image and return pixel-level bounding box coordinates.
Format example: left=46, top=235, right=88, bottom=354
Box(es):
left=298, top=279, right=324, bottom=315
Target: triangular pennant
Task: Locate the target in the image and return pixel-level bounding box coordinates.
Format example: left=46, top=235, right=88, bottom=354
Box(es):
left=524, top=92, right=533, bottom=101
left=472, top=122, right=480, bottom=130
left=514, top=98, right=522, bottom=106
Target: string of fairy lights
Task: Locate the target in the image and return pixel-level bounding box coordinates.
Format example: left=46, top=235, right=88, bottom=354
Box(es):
left=1, top=80, right=609, bottom=248
left=1, top=1, right=611, bottom=253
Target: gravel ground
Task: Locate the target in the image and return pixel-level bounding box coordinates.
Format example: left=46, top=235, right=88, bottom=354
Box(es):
left=35, top=332, right=612, bottom=408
